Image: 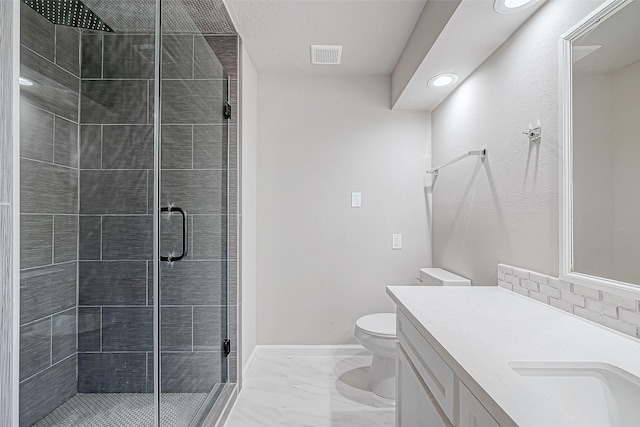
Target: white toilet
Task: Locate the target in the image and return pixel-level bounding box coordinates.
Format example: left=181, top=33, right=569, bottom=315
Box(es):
left=354, top=268, right=471, bottom=399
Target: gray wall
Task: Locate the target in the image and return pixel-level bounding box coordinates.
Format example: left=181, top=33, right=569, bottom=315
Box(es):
left=76, top=31, right=239, bottom=393
left=19, top=4, right=79, bottom=426
left=431, top=0, right=604, bottom=285
left=0, top=0, right=17, bottom=425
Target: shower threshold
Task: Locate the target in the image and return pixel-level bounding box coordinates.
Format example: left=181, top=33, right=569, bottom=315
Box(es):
left=33, top=392, right=211, bottom=427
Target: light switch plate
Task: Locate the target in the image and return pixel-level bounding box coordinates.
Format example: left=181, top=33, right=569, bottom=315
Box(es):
left=393, top=234, right=402, bottom=250
left=351, top=192, right=361, bottom=208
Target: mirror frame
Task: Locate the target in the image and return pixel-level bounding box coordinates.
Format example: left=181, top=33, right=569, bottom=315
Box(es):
left=559, top=0, right=640, bottom=297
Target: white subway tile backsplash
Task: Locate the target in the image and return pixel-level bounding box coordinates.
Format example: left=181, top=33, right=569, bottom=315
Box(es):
left=571, top=283, right=601, bottom=300
left=549, top=297, right=572, bottom=313
left=602, top=291, right=637, bottom=310
left=601, top=316, right=638, bottom=337
left=498, top=264, right=513, bottom=274
left=619, top=309, right=640, bottom=325
left=560, top=289, right=585, bottom=307
left=585, top=298, right=617, bottom=318
left=573, top=306, right=601, bottom=323
left=512, top=267, right=530, bottom=279
left=521, top=279, right=539, bottom=291
left=529, top=291, right=549, bottom=304
left=505, top=273, right=519, bottom=286
left=497, top=264, right=640, bottom=339
left=512, top=283, right=529, bottom=296
left=539, top=284, right=560, bottom=299
left=529, top=272, right=549, bottom=286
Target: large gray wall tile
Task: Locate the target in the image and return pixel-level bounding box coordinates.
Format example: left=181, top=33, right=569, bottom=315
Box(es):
left=78, top=353, right=146, bottom=393
left=161, top=125, right=192, bottom=169
left=192, top=215, right=226, bottom=260
left=54, top=215, right=78, bottom=263
left=81, top=34, right=102, bottom=79
left=78, top=307, right=101, bottom=351
left=81, top=80, right=148, bottom=124
left=193, top=306, right=225, bottom=351
left=161, top=170, right=225, bottom=214
left=102, top=125, right=153, bottom=169
left=21, top=159, right=78, bottom=214
left=193, top=125, right=226, bottom=169
left=20, top=102, right=53, bottom=162
left=102, top=215, right=153, bottom=260
left=193, top=37, right=224, bottom=80
left=79, top=216, right=101, bottom=260
left=161, top=261, right=226, bottom=305
left=161, top=307, right=192, bottom=351
left=53, top=117, right=79, bottom=168
left=103, top=35, right=154, bottom=79
left=79, top=261, right=147, bottom=305
left=20, top=262, right=77, bottom=324
left=20, top=4, right=55, bottom=62
left=161, top=80, right=225, bottom=124
left=203, top=36, right=238, bottom=77
left=19, top=355, right=76, bottom=427
left=21, top=47, right=79, bottom=122
left=80, top=170, right=147, bottom=214
left=55, top=26, right=80, bottom=77
left=52, top=308, right=76, bottom=363
left=80, top=125, right=101, bottom=169
left=20, top=215, right=52, bottom=269
left=19, top=318, right=51, bottom=380
left=102, top=307, right=153, bottom=351
left=163, top=35, right=194, bottom=80
left=161, top=352, right=221, bottom=393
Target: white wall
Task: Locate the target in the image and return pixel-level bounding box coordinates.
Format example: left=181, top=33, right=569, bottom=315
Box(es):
left=257, top=75, right=431, bottom=344
left=240, top=45, right=258, bottom=372
left=431, top=0, right=604, bottom=285
left=612, top=60, right=640, bottom=284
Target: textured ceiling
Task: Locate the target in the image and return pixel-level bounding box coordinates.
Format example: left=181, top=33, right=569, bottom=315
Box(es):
left=82, top=0, right=236, bottom=34
left=225, top=0, right=427, bottom=75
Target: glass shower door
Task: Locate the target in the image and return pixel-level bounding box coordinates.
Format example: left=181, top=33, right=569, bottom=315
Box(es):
left=156, top=4, right=230, bottom=425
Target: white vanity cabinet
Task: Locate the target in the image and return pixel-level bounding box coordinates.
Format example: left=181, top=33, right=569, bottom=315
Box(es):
left=396, top=310, right=499, bottom=427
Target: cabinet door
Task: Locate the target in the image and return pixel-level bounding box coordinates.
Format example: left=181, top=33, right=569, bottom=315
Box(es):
left=397, top=344, right=451, bottom=427
left=459, top=382, right=500, bottom=427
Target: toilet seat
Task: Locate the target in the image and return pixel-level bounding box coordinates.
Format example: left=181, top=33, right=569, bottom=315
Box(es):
left=356, top=313, right=396, bottom=338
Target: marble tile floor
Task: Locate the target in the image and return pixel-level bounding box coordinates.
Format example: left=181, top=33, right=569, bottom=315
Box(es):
left=224, top=352, right=395, bottom=427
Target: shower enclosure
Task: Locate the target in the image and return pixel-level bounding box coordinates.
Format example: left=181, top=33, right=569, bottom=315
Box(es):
left=17, top=0, right=238, bottom=425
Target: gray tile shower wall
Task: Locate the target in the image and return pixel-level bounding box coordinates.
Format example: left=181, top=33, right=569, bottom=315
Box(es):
left=76, top=32, right=239, bottom=393
left=19, top=4, right=80, bottom=426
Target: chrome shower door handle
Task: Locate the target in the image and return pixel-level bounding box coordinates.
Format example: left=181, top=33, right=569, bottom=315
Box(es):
left=160, top=206, right=188, bottom=262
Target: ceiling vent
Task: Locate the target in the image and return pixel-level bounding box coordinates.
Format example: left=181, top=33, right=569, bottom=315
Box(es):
left=310, top=45, right=343, bottom=65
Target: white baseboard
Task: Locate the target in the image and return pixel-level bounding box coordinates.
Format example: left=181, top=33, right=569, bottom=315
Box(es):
left=252, top=344, right=371, bottom=358
left=241, top=347, right=258, bottom=382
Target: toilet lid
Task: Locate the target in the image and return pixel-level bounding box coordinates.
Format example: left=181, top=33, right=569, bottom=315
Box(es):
left=356, top=313, right=396, bottom=337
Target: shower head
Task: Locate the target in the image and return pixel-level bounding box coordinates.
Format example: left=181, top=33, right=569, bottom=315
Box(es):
left=23, top=0, right=114, bottom=32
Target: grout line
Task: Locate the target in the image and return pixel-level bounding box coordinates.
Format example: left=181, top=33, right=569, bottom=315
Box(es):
left=50, top=315, right=54, bottom=366
left=19, top=353, right=77, bottom=385
left=20, top=259, right=77, bottom=272
left=100, top=307, right=103, bottom=352
left=51, top=215, right=55, bottom=264
left=99, top=215, right=102, bottom=260
left=21, top=156, right=78, bottom=172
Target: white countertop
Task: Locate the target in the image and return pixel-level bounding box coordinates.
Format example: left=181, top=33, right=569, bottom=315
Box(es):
left=387, top=286, right=640, bottom=427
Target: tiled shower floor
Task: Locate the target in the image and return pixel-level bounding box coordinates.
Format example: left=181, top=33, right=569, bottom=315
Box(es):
left=33, top=393, right=209, bottom=427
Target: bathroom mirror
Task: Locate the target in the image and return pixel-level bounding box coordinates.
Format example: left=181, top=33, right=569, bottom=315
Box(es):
left=560, top=0, right=640, bottom=294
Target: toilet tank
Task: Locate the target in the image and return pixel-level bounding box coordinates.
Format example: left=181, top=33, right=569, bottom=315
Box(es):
left=419, top=268, right=471, bottom=286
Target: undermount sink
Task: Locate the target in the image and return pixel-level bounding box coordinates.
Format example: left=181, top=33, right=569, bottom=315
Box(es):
left=509, top=361, right=640, bottom=427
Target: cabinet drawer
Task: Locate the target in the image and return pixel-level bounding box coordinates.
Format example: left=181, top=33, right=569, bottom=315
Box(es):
left=397, top=311, right=457, bottom=424
left=459, top=382, right=500, bottom=427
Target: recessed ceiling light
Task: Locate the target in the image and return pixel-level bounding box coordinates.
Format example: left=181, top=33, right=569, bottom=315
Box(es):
left=19, top=77, right=34, bottom=86
left=494, top=0, right=538, bottom=14
left=428, top=73, right=459, bottom=88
